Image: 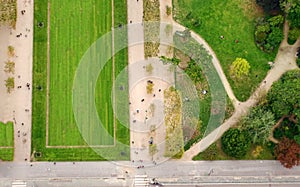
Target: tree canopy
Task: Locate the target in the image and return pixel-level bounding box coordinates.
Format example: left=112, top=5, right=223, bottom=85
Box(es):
left=240, top=107, right=275, bottom=145
left=256, top=0, right=281, bottom=14
left=275, top=137, right=300, bottom=168
left=267, top=70, right=300, bottom=120
left=230, top=58, right=250, bottom=78
left=221, top=128, right=251, bottom=159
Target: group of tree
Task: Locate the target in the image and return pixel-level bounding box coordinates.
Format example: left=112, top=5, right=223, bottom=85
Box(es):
left=240, top=107, right=275, bottom=145
left=254, top=15, right=284, bottom=52
left=0, top=0, right=17, bottom=28
left=256, top=0, right=300, bottom=45
left=221, top=70, right=300, bottom=167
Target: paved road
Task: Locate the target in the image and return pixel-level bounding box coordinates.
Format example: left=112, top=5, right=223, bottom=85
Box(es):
left=0, top=161, right=300, bottom=186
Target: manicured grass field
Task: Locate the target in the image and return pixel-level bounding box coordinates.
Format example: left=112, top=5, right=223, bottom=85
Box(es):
left=173, top=0, right=275, bottom=101
left=0, top=121, right=14, bottom=161
left=48, top=0, right=113, bottom=146
left=32, top=0, right=129, bottom=161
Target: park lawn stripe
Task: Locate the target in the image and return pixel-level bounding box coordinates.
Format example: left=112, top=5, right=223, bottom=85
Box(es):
left=48, top=0, right=113, bottom=146
left=0, top=121, right=13, bottom=147
left=32, top=0, right=130, bottom=161
left=0, top=121, right=14, bottom=161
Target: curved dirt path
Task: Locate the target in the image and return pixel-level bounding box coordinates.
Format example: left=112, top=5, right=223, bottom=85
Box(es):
left=172, top=22, right=239, bottom=108
left=181, top=21, right=300, bottom=160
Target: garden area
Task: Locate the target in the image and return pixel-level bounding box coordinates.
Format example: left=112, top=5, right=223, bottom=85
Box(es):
left=143, top=0, right=160, bottom=58
left=164, top=87, right=184, bottom=158
left=194, top=69, right=300, bottom=168
left=173, top=0, right=274, bottom=101
left=161, top=31, right=227, bottom=151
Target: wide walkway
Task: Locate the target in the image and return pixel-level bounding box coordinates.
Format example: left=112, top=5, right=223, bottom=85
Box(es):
left=0, top=0, right=33, bottom=161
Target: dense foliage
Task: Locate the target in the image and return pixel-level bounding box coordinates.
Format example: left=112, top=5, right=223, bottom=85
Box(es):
left=267, top=70, right=300, bottom=120
left=221, top=129, right=251, bottom=159
left=240, top=107, right=275, bottom=144
left=256, top=0, right=281, bottom=14
left=274, top=137, right=300, bottom=168
left=254, top=15, right=284, bottom=52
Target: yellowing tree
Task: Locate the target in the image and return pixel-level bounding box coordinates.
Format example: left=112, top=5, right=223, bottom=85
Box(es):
left=230, top=58, right=250, bottom=78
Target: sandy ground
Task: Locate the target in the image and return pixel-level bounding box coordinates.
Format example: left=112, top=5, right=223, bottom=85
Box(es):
left=0, top=26, right=13, bottom=124
left=128, top=58, right=174, bottom=166
left=0, top=0, right=33, bottom=161
left=127, top=0, right=176, bottom=167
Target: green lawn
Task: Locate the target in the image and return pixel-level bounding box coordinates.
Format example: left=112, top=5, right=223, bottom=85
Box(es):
left=173, top=0, right=275, bottom=101
left=0, top=121, right=14, bottom=161
left=32, top=0, right=129, bottom=161
left=193, top=140, right=274, bottom=161
left=49, top=0, right=113, bottom=146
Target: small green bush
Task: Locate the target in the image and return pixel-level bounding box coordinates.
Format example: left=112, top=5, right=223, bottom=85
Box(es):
left=221, top=128, right=251, bottom=159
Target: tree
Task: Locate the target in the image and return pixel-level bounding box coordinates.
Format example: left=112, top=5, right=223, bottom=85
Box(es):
left=5, top=77, right=14, bottom=93
left=280, top=0, right=300, bottom=26
left=267, top=70, right=300, bottom=120
left=146, top=80, right=154, bottom=94
left=145, top=63, right=153, bottom=74
left=287, top=3, right=300, bottom=28
left=7, top=46, right=15, bottom=57
left=166, top=5, right=172, bottom=16
left=266, top=27, right=284, bottom=49
left=240, top=107, right=275, bottom=144
left=274, top=137, right=300, bottom=168
left=221, top=128, right=251, bottom=159
left=4, top=60, right=15, bottom=74
left=268, top=15, right=284, bottom=27
left=0, top=0, right=17, bottom=28
left=149, top=144, right=158, bottom=156
left=256, top=0, right=281, bottom=14
left=288, top=27, right=300, bottom=42
left=229, top=58, right=250, bottom=78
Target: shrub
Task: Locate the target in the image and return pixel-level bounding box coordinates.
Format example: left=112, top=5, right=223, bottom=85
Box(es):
left=5, top=77, right=14, bottom=93
left=275, top=137, right=300, bottom=168
left=229, top=58, right=250, bottom=79
left=221, top=128, right=251, bottom=159
left=166, top=5, right=172, bottom=16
